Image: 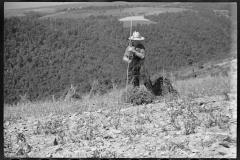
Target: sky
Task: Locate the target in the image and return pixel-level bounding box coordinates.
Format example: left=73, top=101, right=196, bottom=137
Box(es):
left=4, top=2, right=80, bottom=10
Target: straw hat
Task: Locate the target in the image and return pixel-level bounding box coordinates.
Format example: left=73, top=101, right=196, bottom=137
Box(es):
left=129, top=31, right=145, bottom=40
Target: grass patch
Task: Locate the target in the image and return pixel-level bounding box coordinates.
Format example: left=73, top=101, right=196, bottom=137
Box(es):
left=4, top=73, right=235, bottom=158
left=173, top=75, right=231, bottom=98
left=4, top=88, right=127, bottom=121
left=121, top=85, right=155, bottom=105
left=4, top=74, right=231, bottom=121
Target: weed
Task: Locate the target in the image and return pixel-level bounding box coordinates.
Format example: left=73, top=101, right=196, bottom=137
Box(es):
left=42, top=118, right=64, bottom=135
left=89, top=79, right=111, bottom=97
left=165, top=95, right=201, bottom=135
left=56, top=130, right=66, bottom=145
left=4, top=131, right=13, bottom=157
left=63, top=84, right=82, bottom=102
left=109, top=105, right=122, bottom=129
left=121, top=85, right=155, bottom=105
left=33, top=120, right=41, bottom=135
left=122, top=127, right=137, bottom=143
left=15, top=133, right=32, bottom=157
left=174, top=75, right=231, bottom=97
left=18, top=93, right=30, bottom=105
left=164, top=90, right=231, bottom=136
left=135, top=125, right=144, bottom=135
left=92, top=148, right=101, bottom=158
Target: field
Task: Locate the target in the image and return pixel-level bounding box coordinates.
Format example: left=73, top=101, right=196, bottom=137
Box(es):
left=4, top=2, right=148, bottom=19
left=38, top=7, right=190, bottom=21
left=145, top=7, right=192, bottom=15
left=25, top=8, right=56, bottom=13
left=119, top=16, right=157, bottom=27
left=4, top=58, right=237, bottom=158
left=4, top=7, right=57, bottom=18
left=38, top=11, right=92, bottom=20
left=38, top=7, right=186, bottom=27
left=4, top=10, right=26, bottom=18
left=121, top=7, right=159, bottom=15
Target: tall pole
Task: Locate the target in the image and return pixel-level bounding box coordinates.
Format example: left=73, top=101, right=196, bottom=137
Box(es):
left=126, top=19, right=133, bottom=103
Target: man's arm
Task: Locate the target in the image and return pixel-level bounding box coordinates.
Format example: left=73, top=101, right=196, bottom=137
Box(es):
left=133, top=48, right=145, bottom=59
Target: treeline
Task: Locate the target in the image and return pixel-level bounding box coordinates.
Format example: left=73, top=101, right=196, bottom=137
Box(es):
left=4, top=9, right=231, bottom=104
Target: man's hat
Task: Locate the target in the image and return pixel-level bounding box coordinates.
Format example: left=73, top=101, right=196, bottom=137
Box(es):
left=129, top=31, right=145, bottom=40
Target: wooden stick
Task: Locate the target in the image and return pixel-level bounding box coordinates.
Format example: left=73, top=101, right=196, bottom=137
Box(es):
left=126, top=19, right=133, bottom=103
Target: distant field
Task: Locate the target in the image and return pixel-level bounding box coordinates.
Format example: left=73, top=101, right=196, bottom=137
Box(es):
left=122, top=7, right=158, bottom=14
left=25, top=8, right=56, bottom=13
left=145, top=7, right=191, bottom=15
left=119, top=15, right=149, bottom=21
left=37, top=7, right=190, bottom=20
left=4, top=2, right=149, bottom=18
left=4, top=10, right=26, bottom=18
left=39, top=11, right=78, bottom=19
left=119, top=16, right=157, bottom=27
left=39, top=10, right=101, bottom=19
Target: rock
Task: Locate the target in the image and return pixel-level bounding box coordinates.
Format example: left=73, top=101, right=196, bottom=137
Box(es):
left=53, top=138, right=58, bottom=146
left=221, top=115, right=230, bottom=123
left=4, top=121, right=10, bottom=127
left=219, top=151, right=227, bottom=155
left=143, top=151, right=150, bottom=156
left=52, top=152, right=64, bottom=158
left=33, top=121, right=40, bottom=125
left=103, top=134, right=115, bottom=139
left=110, top=128, right=122, bottom=134
left=210, top=142, right=218, bottom=149
left=55, top=147, right=63, bottom=153
left=97, top=109, right=102, bottom=113
left=230, top=93, right=237, bottom=100
left=219, top=142, right=230, bottom=148
left=95, top=137, right=101, bottom=141
left=46, top=153, right=53, bottom=158
left=83, top=112, right=91, bottom=116
left=222, top=136, right=233, bottom=143
left=229, top=124, right=237, bottom=134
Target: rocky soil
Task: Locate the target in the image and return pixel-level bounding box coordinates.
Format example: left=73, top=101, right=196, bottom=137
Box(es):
left=4, top=58, right=237, bottom=158
left=4, top=92, right=237, bottom=158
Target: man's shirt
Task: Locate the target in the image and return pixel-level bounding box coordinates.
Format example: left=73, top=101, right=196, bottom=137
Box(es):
left=124, top=43, right=146, bottom=61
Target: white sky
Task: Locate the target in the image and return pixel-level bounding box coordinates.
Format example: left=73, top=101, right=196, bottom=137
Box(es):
left=4, top=2, right=80, bottom=10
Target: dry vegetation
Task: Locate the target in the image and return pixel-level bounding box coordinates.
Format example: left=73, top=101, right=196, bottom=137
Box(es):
left=174, top=76, right=231, bottom=98
left=4, top=61, right=237, bottom=158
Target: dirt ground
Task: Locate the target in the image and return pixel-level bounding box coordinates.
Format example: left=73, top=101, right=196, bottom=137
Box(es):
left=4, top=91, right=237, bottom=158
left=4, top=58, right=237, bottom=158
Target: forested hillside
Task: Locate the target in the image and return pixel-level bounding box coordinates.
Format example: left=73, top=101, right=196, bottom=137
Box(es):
left=4, top=8, right=232, bottom=104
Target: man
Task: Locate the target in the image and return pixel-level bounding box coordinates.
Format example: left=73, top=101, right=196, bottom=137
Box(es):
left=123, top=31, right=154, bottom=94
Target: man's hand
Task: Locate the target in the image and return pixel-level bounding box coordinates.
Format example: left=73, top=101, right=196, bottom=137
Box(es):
left=123, top=56, right=132, bottom=63
left=128, top=46, right=135, bottom=52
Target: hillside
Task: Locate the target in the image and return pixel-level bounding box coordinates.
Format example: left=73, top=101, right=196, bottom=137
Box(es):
left=4, top=3, right=235, bottom=105
left=4, top=59, right=237, bottom=157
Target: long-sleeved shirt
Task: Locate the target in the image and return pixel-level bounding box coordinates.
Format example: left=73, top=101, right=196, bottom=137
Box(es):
left=124, top=43, right=146, bottom=69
